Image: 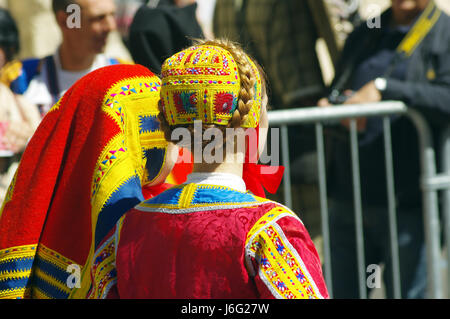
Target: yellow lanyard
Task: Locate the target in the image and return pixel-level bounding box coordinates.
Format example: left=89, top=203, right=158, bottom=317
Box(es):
left=396, top=1, right=441, bottom=57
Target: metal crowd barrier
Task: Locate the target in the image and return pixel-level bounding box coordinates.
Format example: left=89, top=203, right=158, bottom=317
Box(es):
left=268, top=101, right=450, bottom=299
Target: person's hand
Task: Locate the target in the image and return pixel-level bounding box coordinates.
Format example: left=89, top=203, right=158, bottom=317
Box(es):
left=317, top=95, right=366, bottom=131
left=340, top=81, right=382, bottom=132
left=344, top=80, right=382, bottom=105
left=317, top=97, right=332, bottom=107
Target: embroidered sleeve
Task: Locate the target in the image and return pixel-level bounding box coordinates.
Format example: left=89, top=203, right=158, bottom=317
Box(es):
left=87, top=215, right=126, bottom=299
left=245, top=206, right=329, bottom=299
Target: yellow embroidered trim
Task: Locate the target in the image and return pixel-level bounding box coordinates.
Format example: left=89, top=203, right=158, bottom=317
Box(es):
left=0, top=287, right=30, bottom=299
left=91, top=75, right=163, bottom=215
left=46, top=98, right=62, bottom=114
left=36, top=245, right=76, bottom=271
left=101, top=76, right=161, bottom=128
left=31, top=287, right=52, bottom=299
left=141, top=202, right=266, bottom=209
left=179, top=184, right=197, bottom=208
left=0, top=269, right=29, bottom=282
left=0, top=244, right=37, bottom=261
left=246, top=207, right=297, bottom=244
left=246, top=207, right=319, bottom=299
left=91, top=134, right=128, bottom=205
left=34, top=268, right=71, bottom=295
left=88, top=236, right=116, bottom=299
left=88, top=214, right=126, bottom=299
left=137, top=184, right=271, bottom=211
left=31, top=245, right=77, bottom=298
left=0, top=244, right=36, bottom=299
left=115, top=214, right=126, bottom=249
left=139, top=134, right=167, bottom=147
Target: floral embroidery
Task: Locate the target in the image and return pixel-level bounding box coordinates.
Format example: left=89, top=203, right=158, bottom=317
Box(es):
left=245, top=207, right=322, bottom=299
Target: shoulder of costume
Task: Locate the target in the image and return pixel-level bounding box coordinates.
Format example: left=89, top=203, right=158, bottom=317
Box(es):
left=243, top=203, right=325, bottom=299
left=245, top=203, right=302, bottom=244
left=9, top=56, right=47, bottom=94
left=133, top=183, right=274, bottom=213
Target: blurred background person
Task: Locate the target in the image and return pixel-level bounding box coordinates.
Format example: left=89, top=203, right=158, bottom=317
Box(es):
left=0, top=64, right=177, bottom=299
left=8, top=0, right=130, bottom=116
left=127, top=0, right=204, bottom=74
left=0, top=8, right=41, bottom=205
left=0, top=0, right=132, bottom=61
left=319, top=0, right=450, bottom=298
left=212, top=0, right=341, bottom=247
left=0, top=0, right=60, bottom=60
left=114, top=0, right=145, bottom=48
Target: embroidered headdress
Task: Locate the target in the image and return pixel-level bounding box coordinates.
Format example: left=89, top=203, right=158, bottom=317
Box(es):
left=160, top=44, right=262, bottom=128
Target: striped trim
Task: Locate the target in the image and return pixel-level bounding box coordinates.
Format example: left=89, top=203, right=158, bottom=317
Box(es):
left=0, top=244, right=37, bottom=262
left=140, top=184, right=264, bottom=208
left=31, top=245, right=77, bottom=299
left=32, top=269, right=70, bottom=298
left=114, top=215, right=126, bottom=259
left=136, top=200, right=272, bottom=215
left=245, top=206, right=300, bottom=248
left=0, top=287, right=30, bottom=299
left=0, top=244, right=37, bottom=299
left=245, top=207, right=322, bottom=299
left=179, top=183, right=197, bottom=208
left=136, top=183, right=271, bottom=214
left=88, top=232, right=117, bottom=299
left=32, top=287, right=52, bottom=299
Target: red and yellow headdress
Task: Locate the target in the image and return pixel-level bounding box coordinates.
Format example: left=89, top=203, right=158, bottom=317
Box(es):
left=160, top=44, right=262, bottom=128
left=0, top=64, right=169, bottom=299
left=159, top=43, right=284, bottom=198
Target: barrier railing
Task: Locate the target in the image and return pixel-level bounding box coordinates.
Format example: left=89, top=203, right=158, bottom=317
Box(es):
left=268, top=101, right=449, bottom=299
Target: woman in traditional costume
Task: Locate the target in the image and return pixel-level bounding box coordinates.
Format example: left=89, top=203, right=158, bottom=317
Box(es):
left=89, top=39, right=329, bottom=299
left=0, top=64, right=178, bottom=299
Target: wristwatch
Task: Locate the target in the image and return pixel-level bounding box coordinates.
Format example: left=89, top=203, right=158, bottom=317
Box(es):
left=374, top=77, right=387, bottom=92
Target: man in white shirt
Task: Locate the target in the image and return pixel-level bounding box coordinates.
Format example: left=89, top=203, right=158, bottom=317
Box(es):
left=11, top=0, right=123, bottom=115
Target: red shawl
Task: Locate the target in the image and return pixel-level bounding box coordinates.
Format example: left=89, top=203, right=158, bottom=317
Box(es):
left=0, top=64, right=171, bottom=299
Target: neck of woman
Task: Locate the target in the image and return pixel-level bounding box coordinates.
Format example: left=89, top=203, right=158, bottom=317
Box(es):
left=192, top=150, right=244, bottom=178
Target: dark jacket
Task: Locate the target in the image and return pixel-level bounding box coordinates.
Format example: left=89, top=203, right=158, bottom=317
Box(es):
left=327, top=5, right=450, bottom=209
left=213, top=0, right=325, bottom=108
left=128, top=3, right=203, bottom=75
